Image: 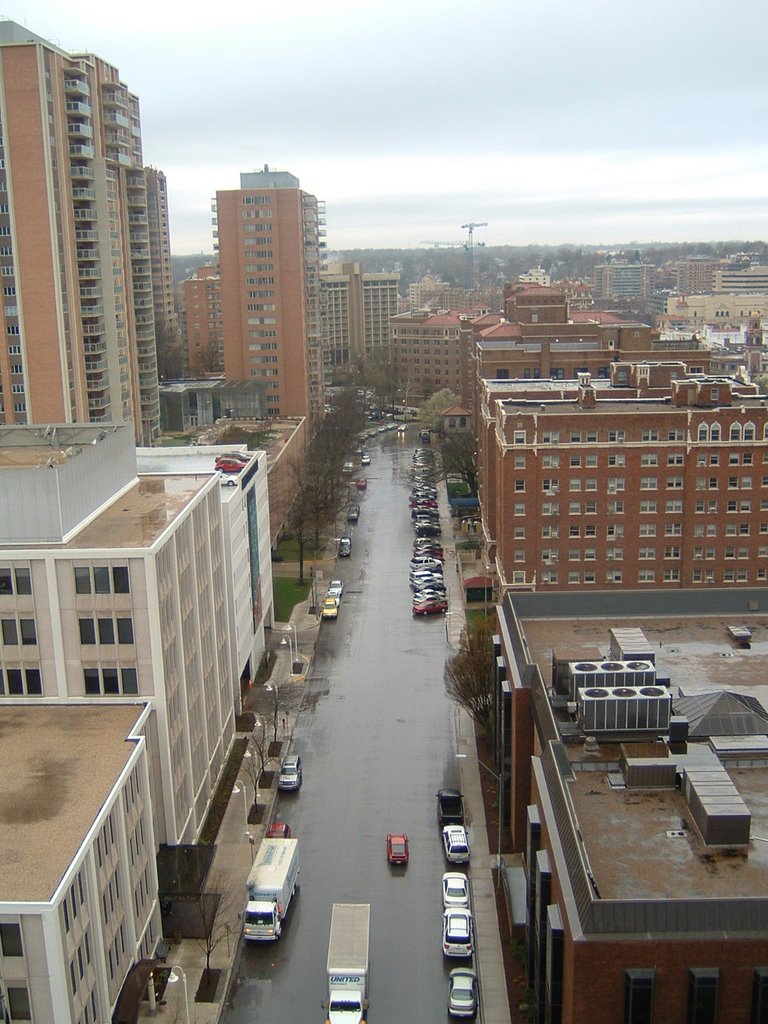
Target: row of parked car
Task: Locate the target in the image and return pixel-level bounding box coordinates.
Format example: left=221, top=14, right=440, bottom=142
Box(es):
left=436, top=789, right=478, bottom=1017
left=409, top=447, right=448, bottom=616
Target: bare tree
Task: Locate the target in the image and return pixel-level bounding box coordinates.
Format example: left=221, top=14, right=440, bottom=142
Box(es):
left=242, top=717, right=269, bottom=811
left=190, top=337, right=223, bottom=376
left=155, top=321, right=185, bottom=381
left=195, top=872, right=240, bottom=987
left=439, top=430, right=478, bottom=495
left=266, top=681, right=289, bottom=745
left=444, top=617, right=496, bottom=729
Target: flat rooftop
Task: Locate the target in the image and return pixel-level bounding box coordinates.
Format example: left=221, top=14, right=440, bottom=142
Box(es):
left=0, top=705, right=145, bottom=903
left=521, top=612, right=768, bottom=901
left=66, top=474, right=209, bottom=549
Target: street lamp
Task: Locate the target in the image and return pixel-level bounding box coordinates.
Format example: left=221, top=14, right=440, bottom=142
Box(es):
left=280, top=634, right=295, bottom=666
left=167, top=965, right=190, bottom=1023
left=245, top=831, right=256, bottom=864
left=456, top=753, right=503, bottom=889
left=233, top=782, right=249, bottom=829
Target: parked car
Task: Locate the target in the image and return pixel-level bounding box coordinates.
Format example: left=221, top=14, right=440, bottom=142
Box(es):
left=265, top=822, right=292, bottom=839
left=442, top=909, right=473, bottom=958
left=361, top=454, right=371, bottom=466
left=327, top=579, right=344, bottom=600
left=339, top=537, right=352, bottom=557
left=347, top=504, right=360, bottom=523
left=215, top=458, right=244, bottom=474
left=321, top=597, right=339, bottom=620
left=413, top=590, right=448, bottom=607
left=413, top=597, right=449, bottom=616
left=448, top=968, right=479, bottom=1017
left=215, top=451, right=250, bottom=463
left=277, top=754, right=302, bottom=791
left=414, top=523, right=441, bottom=538
left=386, top=832, right=409, bottom=865
left=442, top=825, right=470, bottom=864
left=355, top=477, right=368, bottom=491
left=442, top=872, right=470, bottom=909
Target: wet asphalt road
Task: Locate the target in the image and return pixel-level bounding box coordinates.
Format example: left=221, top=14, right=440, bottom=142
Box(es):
left=222, top=433, right=463, bottom=1023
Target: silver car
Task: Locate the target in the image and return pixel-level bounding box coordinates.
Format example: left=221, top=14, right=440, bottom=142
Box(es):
left=448, top=968, right=478, bottom=1017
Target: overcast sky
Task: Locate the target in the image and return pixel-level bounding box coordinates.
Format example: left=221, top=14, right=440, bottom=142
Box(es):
left=6, top=0, right=768, bottom=254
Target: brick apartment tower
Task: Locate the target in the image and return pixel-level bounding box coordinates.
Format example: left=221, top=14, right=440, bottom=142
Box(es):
left=215, top=168, right=325, bottom=422
left=145, top=167, right=178, bottom=345
left=182, top=264, right=224, bottom=375
left=0, top=22, right=160, bottom=444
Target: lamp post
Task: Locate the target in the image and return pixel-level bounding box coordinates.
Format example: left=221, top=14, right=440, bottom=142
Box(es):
left=245, top=831, right=256, bottom=864
left=233, top=781, right=249, bottom=829
left=456, top=753, right=503, bottom=889
left=280, top=634, right=295, bottom=666
left=168, top=965, right=190, bottom=1023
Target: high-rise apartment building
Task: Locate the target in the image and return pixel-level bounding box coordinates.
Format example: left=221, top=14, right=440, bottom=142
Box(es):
left=0, top=22, right=160, bottom=444
left=322, top=261, right=399, bottom=374
left=145, top=167, right=178, bottom=342
left=182, top=264, right=224, bottom=374
left=215, top=167, right=325, bottom=422
left=593, top=260, right=656, bottom=303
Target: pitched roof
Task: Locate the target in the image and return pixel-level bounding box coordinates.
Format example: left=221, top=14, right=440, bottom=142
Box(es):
left=479, top=321, right=523, bottom=339
left=673, top=690, right=768, bottom=737
left=442, top=405, right=472, bottom=416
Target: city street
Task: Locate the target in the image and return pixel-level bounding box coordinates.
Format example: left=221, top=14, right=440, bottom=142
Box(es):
left=221, top=434, right=467, bottom=1022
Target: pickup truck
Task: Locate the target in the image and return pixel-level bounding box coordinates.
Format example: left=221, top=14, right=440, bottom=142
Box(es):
left=436, top=788, right=465, bottom=827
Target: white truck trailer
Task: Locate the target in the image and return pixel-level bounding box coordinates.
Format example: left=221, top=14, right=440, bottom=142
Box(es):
left=324, top=903, right=370, bottom=1024
left=243, top=838, right=299, bottom=942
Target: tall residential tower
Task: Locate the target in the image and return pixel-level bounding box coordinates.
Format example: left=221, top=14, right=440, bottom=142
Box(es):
left=215, top=167, right=324, bottom=422
left=0, top=22, right=160, bottom=443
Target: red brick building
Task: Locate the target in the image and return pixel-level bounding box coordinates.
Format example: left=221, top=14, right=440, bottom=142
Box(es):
left=478, top=366, right=768, bottom=593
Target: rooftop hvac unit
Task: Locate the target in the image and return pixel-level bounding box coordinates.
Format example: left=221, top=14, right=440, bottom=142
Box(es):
left=578, top=686, right=671, bottom=734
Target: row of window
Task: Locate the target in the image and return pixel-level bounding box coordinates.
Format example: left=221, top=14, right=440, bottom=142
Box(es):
left=540, top=451, right=758, bottom=468
left=535, top=522, right=755, bottom=538
left=528, top=546, right=757, bottom=562
left=518, top=475, right=763, bottom=493
left=517, top=568, right=763, bottom=585
left=79, top=617, right=133, bottom=645
left=513, top=423, right=765, bottom=445
left=0, top=567, right=31, bottom=595
left=623, top=965, right=768, bottom=1024
left=514, top=499, right=765, bottom=516
left=84, top=667, right=138, bottom=695
left=74, top=566, right=129, bottom=595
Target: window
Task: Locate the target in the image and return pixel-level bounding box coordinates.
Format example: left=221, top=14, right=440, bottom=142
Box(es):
left=1, top=618, right=17, bottom=644
left=608, top=453, right=626, bottom=467
left=79, top=619, right=96, bottom=644
left=74, top=566, right=130, bottom=595
left=0, top=567, right=31, bottom=596
left=640, top=477, right=657, bottom=490
left=7, top=986, right=31, bottom=1020
left=0, top=922, right=23, bottom=956
left=642, top=429, right=659, bottom=442
left=98, top=619, right=115, bottom=644
left=515, top=479, right=525, bottom=492
left=688, top=968, right=719, bottom=1024
left=117, top=618, right=134, bottom=644
left=19, top=619, right=36, bottom=645
left=0, top=668, right=41, bottom=696
left=641, top=453, right=658, bottom=466
left=667, top=477, right=683, bottom=489
left=624, top=969, right=654, bottom=1024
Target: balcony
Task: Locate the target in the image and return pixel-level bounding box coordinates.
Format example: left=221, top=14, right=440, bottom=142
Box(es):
left=69, top=144, right=95, bottom=159
left=67, top=122, right=93, bottom=139
left=79, top=286, right=102, bottom=299
left=104, top=111, right=131, bottom=129
left=72, top=208, right=96, bottom=222
left=71, top=187, right=96, bottom=200
left=82, top=322, right=105, bottom=337
left=83, top=340, right=107, bottom=354
left=64, top=78, right=90, bottom=97
left=78, top=267, right=101, bottom=280
left=70, top=164, right=94, bottom=180
left=80, top=304, right=104, bottom=317
left=87, top=393, right=111, bottom=411
left=76, top=248, right=98, bottom=260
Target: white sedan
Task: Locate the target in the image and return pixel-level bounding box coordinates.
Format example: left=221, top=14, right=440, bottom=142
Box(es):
left=442, top=872, right=470, bottom=909
left=327, top=579, right=344, bottom=601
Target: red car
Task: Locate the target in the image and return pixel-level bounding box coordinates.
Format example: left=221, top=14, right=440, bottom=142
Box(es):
left=386, top=832, right=409, bottom=864
left=265, top=822, right=292, bottom=839
left=413, top=597, right=449, bottom=616
left=355, top=477, right=368, bottom=491
left=215, top=457, right=243, bottom=474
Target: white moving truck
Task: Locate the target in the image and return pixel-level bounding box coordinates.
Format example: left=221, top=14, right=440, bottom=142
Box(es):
left=243, top=838, right=299, bottom=942
left=324, top=903, right=370, bottom=1024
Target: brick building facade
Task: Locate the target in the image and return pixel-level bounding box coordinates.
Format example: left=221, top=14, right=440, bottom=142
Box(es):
left=479, top=367, right=768, bottom=593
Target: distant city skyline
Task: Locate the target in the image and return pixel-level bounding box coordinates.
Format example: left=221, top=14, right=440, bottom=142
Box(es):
left=5, top=0, right=768, bottom=254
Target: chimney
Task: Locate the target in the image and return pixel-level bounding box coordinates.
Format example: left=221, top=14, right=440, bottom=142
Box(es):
left=578, top=384, right=596, bottom=409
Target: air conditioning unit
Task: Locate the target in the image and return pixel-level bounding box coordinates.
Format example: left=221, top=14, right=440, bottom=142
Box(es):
left=578, top=686, right=671, bottom=733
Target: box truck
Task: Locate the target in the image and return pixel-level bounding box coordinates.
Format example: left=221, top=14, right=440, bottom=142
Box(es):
left=243, top=838, right=299, bottom=941
left=324, top=903, right=370, bottom=1023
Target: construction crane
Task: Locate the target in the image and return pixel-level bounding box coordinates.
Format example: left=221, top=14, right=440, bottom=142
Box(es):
left=461, top=222, right=488, bottom=291
left=420, top=222, right=488, bottom=291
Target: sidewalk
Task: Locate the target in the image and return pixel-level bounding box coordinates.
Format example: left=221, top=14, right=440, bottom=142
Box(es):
left=140, top=498, right=510, bottom=1022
